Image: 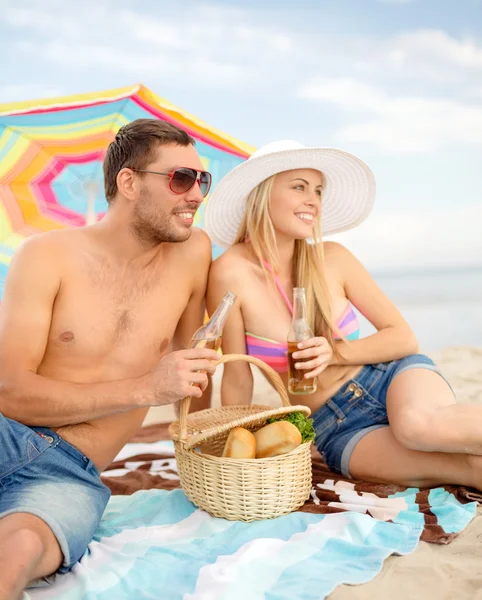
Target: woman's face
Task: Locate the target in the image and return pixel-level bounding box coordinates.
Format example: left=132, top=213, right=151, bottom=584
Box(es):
left=269, top=168, right=323, bottom=241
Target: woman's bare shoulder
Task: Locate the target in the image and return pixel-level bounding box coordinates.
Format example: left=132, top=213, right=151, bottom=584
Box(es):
left=323, top=241, right=360, bottom=269
left=212, top=244, right=253, bottom=272
left=209, top=245, right=257, bottom=292
left=323, top=241, right=350, bottom=259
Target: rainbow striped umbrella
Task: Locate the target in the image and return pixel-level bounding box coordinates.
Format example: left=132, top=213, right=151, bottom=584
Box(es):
left=0, top=84, right=254, bottom=297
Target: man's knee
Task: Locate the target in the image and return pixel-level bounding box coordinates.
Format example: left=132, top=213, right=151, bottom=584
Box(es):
left=5, top=528, right=44, bottom=562
left=0, top=527, right=47, bottom=599
left=0, top=514, right=63, bottom=581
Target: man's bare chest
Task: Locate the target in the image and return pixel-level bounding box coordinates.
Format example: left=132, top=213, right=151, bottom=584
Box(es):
left=45, top=270, right=191, bottom=369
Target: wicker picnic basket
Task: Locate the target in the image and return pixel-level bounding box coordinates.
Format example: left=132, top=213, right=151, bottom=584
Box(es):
left=169, top=354, right=313, bottom=521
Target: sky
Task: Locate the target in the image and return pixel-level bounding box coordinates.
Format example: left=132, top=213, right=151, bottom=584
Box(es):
left=1, top=0, right=482, bottom=272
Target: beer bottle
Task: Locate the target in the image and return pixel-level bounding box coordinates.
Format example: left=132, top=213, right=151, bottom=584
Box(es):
left=188, top=291, right=237, bottom=350
left=287, top=287, right=318, bottom=395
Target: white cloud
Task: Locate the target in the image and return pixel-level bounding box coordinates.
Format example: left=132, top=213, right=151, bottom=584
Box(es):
left=4, top=2, right=482, bottom=154
left=299, top=78, right=385, bottom=112
left=19, top=40, right=252, bottom=86
left=316, top=29, right=482, bottom=87
left=298, top=77, right=482, bottom=151
left=0, top=83, right=63, bottom=103
left=394, top=29, right=482, bottom=70
left=332, top=204, right=482, bottom=271
left=5, top=1, right=294, bottom=90
left=2, top=0, right=481, bottom=272
left=6, top=1, right=482, bottom=97
left=293, top=28, right=482, bottom=152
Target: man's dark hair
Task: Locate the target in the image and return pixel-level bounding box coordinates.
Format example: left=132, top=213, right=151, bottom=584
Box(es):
left=103, top=119, right=195, bottom=203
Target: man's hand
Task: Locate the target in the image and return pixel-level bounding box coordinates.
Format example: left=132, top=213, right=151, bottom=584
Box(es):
left=145, top=348, right=220, bottom=406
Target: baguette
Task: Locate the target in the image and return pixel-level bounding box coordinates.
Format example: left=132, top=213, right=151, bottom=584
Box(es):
left=253, top=421, right=302, bottom=458
left=222, top=427, right=256, bottom=459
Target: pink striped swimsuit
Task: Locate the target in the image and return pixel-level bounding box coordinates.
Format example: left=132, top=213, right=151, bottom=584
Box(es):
left=245, top=265, right=360, bottom=373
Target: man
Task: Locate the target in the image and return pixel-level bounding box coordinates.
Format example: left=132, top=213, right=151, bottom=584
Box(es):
left=0, top=119, right=220, bottom=598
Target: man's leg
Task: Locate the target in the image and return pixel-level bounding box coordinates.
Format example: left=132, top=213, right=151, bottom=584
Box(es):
left=0, top=513, right=62, bottom=600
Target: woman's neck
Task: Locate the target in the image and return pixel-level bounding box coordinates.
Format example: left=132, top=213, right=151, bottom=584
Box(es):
left=273, top=236, right=295, bottom=280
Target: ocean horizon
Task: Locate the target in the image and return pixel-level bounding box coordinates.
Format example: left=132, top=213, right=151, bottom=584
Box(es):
left=361, top=266, right=482, bottom=353
left=0, top=260, right=479, bottom=353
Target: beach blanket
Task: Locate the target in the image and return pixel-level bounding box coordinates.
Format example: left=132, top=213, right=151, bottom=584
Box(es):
left=25, top=423, right=479, bottom=600
left=104, top=423, right=481, bottom=545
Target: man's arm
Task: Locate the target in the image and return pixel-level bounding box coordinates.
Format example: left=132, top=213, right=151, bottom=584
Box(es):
left=0, top=235, right=217, bottom=426
left=172, top=229, right=213, bottom=412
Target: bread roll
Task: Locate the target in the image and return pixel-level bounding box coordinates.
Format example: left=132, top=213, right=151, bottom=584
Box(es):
left=253, top=421, right=302, bottom=458
left=222, top=427, right=256, bottom=459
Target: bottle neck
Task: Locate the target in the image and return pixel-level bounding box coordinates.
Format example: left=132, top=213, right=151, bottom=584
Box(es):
left=292, top=289, right=308, bottom=322
left=193, top=292, right=236, bottom=340
left=209, top=299, right=233, bottom=332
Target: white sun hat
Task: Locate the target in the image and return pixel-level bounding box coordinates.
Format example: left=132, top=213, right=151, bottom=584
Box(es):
left=204, top=140, right=376, bottom=249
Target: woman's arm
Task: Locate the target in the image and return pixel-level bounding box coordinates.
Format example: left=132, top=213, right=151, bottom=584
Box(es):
left=207, top=255, right=254, bottom=405
left=327, top=242, right=419, bottom=366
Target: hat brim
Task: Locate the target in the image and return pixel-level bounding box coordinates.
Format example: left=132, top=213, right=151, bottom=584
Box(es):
left=204, top=147, right=376, bottom=249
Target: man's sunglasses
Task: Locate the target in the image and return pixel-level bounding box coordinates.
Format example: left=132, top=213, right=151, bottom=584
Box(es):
left=130, top=167, right=212, bottom=197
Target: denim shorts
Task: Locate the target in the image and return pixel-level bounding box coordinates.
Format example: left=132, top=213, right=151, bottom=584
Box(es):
left=0, top=414, right=111, bottom=580
left=312, top=353, right=452, bottom=478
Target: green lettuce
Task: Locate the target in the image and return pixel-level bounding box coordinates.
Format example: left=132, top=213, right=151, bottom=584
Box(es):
left=266, top=412, right=316, bottom=444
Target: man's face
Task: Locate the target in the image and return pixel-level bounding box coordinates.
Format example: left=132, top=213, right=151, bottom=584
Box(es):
left=132, top=143, right=206, bottom=245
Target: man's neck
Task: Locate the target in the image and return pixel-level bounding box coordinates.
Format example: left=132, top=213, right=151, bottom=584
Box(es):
left=90, top=211, right=165, bottom=267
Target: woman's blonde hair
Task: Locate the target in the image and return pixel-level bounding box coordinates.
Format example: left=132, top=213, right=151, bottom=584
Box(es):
left=234, top=174, right=339, bottom=350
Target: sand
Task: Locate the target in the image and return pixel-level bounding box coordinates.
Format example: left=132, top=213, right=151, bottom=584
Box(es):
left=143, top=346, right=482, bottom=599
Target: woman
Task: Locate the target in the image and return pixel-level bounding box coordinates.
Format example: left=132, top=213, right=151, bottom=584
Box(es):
left=205, top=140, right=482, bottom=490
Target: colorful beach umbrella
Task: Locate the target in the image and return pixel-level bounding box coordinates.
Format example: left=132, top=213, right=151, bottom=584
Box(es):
left=0, top=84, right=254, bottom=297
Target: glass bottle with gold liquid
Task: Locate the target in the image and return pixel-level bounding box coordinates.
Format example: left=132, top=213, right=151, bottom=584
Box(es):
left=188, top=291, right=237, bottom=351
left=287, top=287, right=318, bottom=395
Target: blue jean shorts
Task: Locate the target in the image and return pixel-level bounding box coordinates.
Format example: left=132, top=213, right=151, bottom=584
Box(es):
left=0, top=414, right=111, bottom=579
left=312, top=353, right=452, bottom=478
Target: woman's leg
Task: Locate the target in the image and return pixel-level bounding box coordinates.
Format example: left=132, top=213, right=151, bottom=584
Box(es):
left=386, top=368, right=482, bottom=455
left=348, top=426, right=482, bottom=489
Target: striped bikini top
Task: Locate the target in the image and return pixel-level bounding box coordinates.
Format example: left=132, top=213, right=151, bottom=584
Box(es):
left=245, top=263, right=360, bottom=373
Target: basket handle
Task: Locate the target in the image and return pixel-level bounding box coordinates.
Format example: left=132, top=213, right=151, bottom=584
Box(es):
left=179, top=353, right=292, bottom=442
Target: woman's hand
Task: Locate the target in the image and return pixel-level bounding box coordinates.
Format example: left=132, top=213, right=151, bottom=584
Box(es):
left=291, top=337, right=333, bottom=379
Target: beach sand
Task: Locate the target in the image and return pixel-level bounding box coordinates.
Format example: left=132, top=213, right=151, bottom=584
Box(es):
left=143, top=346, right=482, bottom=599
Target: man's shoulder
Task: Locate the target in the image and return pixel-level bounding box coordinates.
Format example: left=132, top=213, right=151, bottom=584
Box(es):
left=14, top=230, right=72, bottom=260
left=190, top=227, right=212, bottom=250
left=11, top=230, right=89, bottom=279
left=176, top=228, right=212, bottom=264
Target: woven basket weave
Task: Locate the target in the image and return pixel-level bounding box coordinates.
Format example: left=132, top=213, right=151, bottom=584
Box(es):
left=169, top=354, right=313, bottom=521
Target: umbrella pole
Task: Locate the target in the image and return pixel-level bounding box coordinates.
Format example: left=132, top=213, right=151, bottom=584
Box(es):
left=85, top=182, right=97, bottom=226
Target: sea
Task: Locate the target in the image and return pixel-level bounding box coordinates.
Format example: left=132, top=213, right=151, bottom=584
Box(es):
left=0, top=261, right=480, bottom=353
left=360, top=267, right=482, bottom=353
